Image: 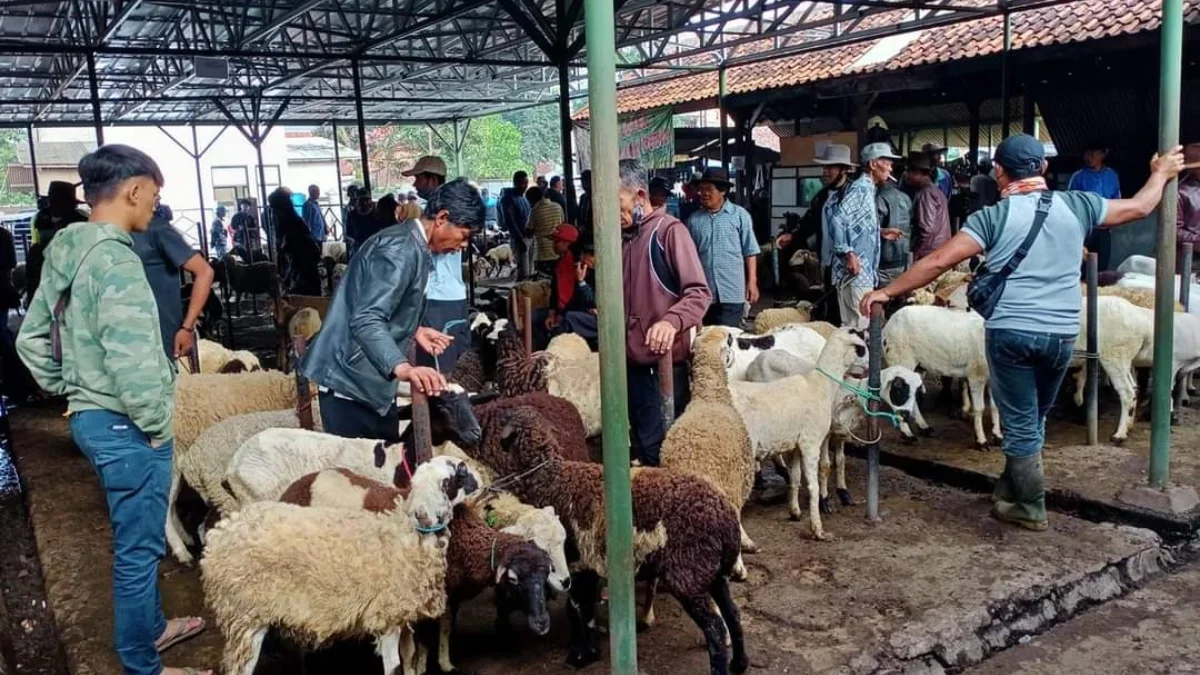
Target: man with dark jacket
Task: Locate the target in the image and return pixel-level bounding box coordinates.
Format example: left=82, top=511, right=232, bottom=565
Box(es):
left=619, top=159, right=712, bottom=466
left=498, top=170, right=531, bottom=278
left=875, top=176, right=912, bottom=285
left=299, top=179, right=485, bottom=450
left=26, top=180, right=88, bottom=306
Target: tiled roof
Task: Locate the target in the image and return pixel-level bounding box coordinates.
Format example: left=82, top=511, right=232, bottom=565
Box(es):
left=577, top=0, right=1198, bottom=120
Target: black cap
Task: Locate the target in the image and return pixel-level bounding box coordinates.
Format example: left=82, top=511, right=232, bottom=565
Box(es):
left=993, top=133, right=1045, bottom=179
left=649, top=176, right=673, bottom=193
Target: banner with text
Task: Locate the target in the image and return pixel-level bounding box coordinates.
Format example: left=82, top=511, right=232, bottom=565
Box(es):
left=573, top=106, right=675, bottom=170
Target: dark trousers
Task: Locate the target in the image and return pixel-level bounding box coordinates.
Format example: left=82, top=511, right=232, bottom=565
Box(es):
left=416, top=298, right=470, bottom=373
left=627, top=361, right=690, bottom=466
left=318, top=391, right=418, bottom=467
left=704, top=302, right=743, bottom=328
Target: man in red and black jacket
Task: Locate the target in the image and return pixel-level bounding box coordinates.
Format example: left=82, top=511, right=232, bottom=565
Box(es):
left=618, top=159, right=712, bottom=466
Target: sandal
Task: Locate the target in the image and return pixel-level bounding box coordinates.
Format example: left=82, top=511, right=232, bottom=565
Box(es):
left=156, top=617, right=206, bottom=653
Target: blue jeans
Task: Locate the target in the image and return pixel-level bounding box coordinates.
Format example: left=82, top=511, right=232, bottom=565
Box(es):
left=69, top=410, right=172, bottom=675
left=985, top=328, right=1076, bottom=458
left=704, top=302, right=743, bottom=328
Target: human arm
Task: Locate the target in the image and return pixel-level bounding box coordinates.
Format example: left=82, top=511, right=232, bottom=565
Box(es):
left=174, top=254, right=213, bottom=357
left=97, top=261, right=175, bottom=444
left=859, top=231, right=984, bottom=316
left=1100, top=147, right=1185, bottom=228
left=739, top=208, right=760, bottom=303
left=14, top=280, right=63, bottom=395
left=347, top=247, right=416, bottom=379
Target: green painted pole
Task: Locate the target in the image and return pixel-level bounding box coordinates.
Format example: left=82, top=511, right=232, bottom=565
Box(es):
left=583, top=0, right=637, bottom=668
left=453, top=119, right=464, bottom=178
left=1149, top=0, right=1183, bottom=489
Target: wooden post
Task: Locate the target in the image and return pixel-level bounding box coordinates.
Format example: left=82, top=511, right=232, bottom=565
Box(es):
left=658, top=351, right=675, bottom=435
left=407, top=343, right=433, bottom=463
left=866, top=304, right=884, bottom=521
left=523, top=295, right=533, bottom=356
left=293, top=335, right=314, bottom=431
left=186, top=342, right=201, bottom=375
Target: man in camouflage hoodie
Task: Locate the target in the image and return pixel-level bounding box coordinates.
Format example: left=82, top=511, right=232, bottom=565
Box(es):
left=17, top=145, right=210, bottom=675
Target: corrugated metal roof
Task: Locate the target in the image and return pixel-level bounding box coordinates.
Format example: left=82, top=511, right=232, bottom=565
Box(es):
left=14, top=140, right=95, bottom=167
left=285, top=137, right=358, bottom=163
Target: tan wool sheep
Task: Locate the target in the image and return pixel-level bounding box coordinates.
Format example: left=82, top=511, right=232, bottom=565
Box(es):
left=752, top=300, right=813, bottom=334
left=179, top=338, right=263, bottom=374
left=173, top=370, right=306, bottom=451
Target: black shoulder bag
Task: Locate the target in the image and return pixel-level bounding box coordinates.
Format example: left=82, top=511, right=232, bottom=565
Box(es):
left=966, top=191, right=1054, bottom=319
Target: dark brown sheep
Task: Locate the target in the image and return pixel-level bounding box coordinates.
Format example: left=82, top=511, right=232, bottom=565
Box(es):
left=475, top=392, right=590, bottom=463
left=470, top=406, right=748, bottom=675
left=495, top=323, right=548, bottom=397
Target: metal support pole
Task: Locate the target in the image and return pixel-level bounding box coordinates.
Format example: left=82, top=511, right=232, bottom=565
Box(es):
left=1086, top=253, right=1099, bottom=446
left=1149, top=0, right=1183, bottom=488
left=86, top=51, right=104, bottom=146
left=967, top=99, right=981, bottom=173
left=1000, top=12, right=1012, bottom=140
left=866, top=304, right=883, bottom=521
left=25, top=125, right=40, bottom=198
left=583, top=0, right=637, bottom=666
left=558, top=59, right=577, bottom=216
left=255, top=137, right=272, bottom=260
left=1181, top=243, right=1193, bottom=311
left=772, top=245, right=780, bottom=288
left=352, top=58, right=371, bottom=191
left=332, top=120, right=345, bottom=226
left=658, top=351, right=675, bottom=435
left=191, top=124, right=210, bottom=259
left=453, top=119, right=464, bottom=177
left=718, top=65, right=729, bottom=173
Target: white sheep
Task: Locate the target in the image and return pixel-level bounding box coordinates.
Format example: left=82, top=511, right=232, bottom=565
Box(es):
left=321, top=240, right=347, bottom=263
left=543, top=344, right=602, bottom=438
left=717, top=323, right=827, bottom=382
left=485, top=243, right=513, bottom=274
left=201, top=457, right=478, bottom=675
left=178, top=338, right=263, bottom=374
left=167, top=404, right=324, bottom=564
left=545, top=332, right=593, bottom=362
left=1069, top=295, right=1155, bottom=443
left=727, top=329, right=868, bottom=539
left=882, top=305, right=999, bottom=447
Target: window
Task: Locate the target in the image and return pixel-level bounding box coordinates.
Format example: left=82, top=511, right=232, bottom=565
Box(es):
left=212, top=165, right=249, bottom=209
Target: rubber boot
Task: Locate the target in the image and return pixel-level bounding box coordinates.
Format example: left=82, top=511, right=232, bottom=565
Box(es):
left=992, top=458, right=1015, bottom=503
left=991, top=453, right=1048, bottom=531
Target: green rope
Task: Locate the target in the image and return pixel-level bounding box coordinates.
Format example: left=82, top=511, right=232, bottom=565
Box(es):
left=490, top=536, right=498, bottom=571
left=815, top=367, right=904, bottom=429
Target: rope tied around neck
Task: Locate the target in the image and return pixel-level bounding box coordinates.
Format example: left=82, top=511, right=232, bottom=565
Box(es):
left=814, top=366, right=904, bottom=430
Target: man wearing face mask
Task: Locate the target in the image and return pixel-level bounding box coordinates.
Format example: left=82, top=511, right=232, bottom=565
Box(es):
left=619, top=159, right=712, bottom=466
left=402, top=156, right=471, bottom=372
left=300, top=178, right=485, bottom=452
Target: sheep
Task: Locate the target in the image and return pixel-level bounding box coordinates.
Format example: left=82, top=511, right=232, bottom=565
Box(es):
left=485, top=243, right=513, bottom=273
left=173, top=370, right=302, bottom=451
left=494, top=323, right=603, bottom=437
left=659, top=326, right=757, bottom=579
left=201, top=457, right=479, bottom=675
left=473, top=492, right=570, bottom=591
left=882, top=305, right=999, bottom=448
left=752, top=300, right=813, bottom=334
left=178, top=338, right=263, bottom=374
left=881, top=366, right=932, bottom=441
left=1094, top=283, right=1185, bottom=312
left=321, top=240, right=347, bottom=263
left=475, top=391, right=591, bottom=463
left=332, top=262, right=347, bottom=288
left=545, top=332, right=593, bottom=362
left=222, top=254, right=280, bottom=311
left=222, top=386, right=484, bottom=509
left=716, top=323, right=826, bottom=382
left=446, top=311, right=501, bottom=393
left=724, top=329, right=867, bottom=540
left=468, top=406, right=749, bottom=675
left=744, top=348, right=809, bottom=383
left=167, top=404, right=326, bottom=564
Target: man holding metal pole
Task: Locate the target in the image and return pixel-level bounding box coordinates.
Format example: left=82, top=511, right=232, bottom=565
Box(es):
left=861, top=134, right=1185, bottom=532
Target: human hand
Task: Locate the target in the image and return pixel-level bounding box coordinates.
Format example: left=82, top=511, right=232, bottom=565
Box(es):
left=575, top=261, right=589, bottom=283
left=846, top=252, right=862, bottom=276
left=173, top=328, right=195, bottom=359
left=746, top=281, right=760, bottom=305
left=776, top=233, right=793, bottom=249
left=415, top=327, right=453, bottom=356
left=881, top=228, right=903, bottom=241
left=645, top=320, right=677, bottom=355
left=545, top=311, right=561, bottom=330
left=859, top=289, right=890, bottom=317
left=1152, top=146, right=1185, bottom=179
left=394, top=363, right=446, bottom=395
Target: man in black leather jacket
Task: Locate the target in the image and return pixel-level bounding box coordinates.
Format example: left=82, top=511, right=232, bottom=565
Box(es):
left=299, top=178, right=485, bottom=443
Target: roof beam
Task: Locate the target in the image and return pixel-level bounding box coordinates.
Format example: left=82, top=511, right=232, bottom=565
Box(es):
left=238, top=0, right=328, bottom=46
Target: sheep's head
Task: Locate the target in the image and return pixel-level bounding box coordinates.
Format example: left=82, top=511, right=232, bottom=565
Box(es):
left=396, top=384, right=484, bottom=448
left=824, top=329, right=869, bottom=379
left=793, top=300, right=814, bottom=321
left=698, top=326, right=737, bottom=369
left=492, top=540, right=553, bottom=636
left=406, top=457, right=480, bottom=548
left=502, top=505, right=571, bottom=594
left=494, top=407, right=558, bottom=473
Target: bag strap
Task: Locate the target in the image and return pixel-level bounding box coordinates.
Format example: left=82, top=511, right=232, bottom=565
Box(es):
left=50, top=241, right=108, bottom=365
left=999, top=191, right=1054, bottom=276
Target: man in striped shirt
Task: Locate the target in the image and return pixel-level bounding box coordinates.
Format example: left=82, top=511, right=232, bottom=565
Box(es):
left=686, top=168, right=759, bottom=327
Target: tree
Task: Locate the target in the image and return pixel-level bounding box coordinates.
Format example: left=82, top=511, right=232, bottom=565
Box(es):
left=502, top=106, right=562, bottom=173
left=460, top=116, right=527, bottom=180
left=0, top=129, right=36, bottom=207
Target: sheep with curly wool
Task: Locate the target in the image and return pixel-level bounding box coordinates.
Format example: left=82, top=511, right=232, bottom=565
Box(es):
left=726, top=329, right=867, bottom=540
left=475, top=391, right=591, bottom=463
left=467, top=406, right=749, bottom=675
left=166, top=403, right=325, bottom=564
left=718, top=323, right=826, bottom=382
left=201, top=457, right=477, bottom=675
left=173, top=370, right=303, bottom=451
left=659, top=326, right=756, bottom=577
left=883, top=305, right=999, bottom=447
left=751, top=300, right=813, bottom=334
left=178, top=338, right=264, bottom=374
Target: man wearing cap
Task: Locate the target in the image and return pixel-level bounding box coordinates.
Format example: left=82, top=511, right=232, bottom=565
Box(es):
left=862, top=135, right=1185, bottom=533
left=777, top=144, right=854, bottom=306
left=26, top=180, right=88, bottom=305
left=825, top=143, right=899, bottom=329
left=905, top=152, right=951, bottom=261
left=1068, top=141, right=1121, bottom=270
left=686, top=168, right=759, bottom=327
left=875, top=167, right=912, bottom=286
left=922, top=143, right=954, bottom=199
left=542, top=223, right=597, bottom=342
left=1177, top=143, right=1200, bottom=272
left=403, top=156, right=471, bottom=372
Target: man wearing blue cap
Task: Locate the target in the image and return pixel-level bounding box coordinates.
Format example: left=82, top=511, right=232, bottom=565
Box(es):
left=861, top=134, right=1185, bottom=532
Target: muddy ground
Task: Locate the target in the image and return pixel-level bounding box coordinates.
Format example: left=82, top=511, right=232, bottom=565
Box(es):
left=4, top=404, right=1174, bottom=675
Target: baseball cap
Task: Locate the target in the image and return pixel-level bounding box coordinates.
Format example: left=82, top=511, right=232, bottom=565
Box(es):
left=993, top=133, right=1045, bottom=177
left=552, top=223, right=579, bottom=243
left=860, top=142, right=902, bottom=164
left=402, top=155, right=448, bottom=177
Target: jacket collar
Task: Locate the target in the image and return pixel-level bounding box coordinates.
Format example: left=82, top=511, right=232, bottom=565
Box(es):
left=622, top=205, right=669, bottom=242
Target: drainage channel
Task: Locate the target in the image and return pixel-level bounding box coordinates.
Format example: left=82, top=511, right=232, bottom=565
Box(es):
left=0, top=399, right=70, bottom=675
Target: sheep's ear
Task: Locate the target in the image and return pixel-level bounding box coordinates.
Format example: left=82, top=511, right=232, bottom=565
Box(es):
left=468, top=391, right=501, bottom=406
left=495, top=565, right=509, bottom=585
left=499, top=420, right=519, bottom=447
left=373, top=442, right=387, bottom=468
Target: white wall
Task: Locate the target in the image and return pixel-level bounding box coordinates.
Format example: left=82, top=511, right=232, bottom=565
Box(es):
left=284, top=160, right=342, bottom=205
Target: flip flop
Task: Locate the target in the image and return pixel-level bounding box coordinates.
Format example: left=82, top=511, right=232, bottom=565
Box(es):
left=156, top=616, right=206, bottom=653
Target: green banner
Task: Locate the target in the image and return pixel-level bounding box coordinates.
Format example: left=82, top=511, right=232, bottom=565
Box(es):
left=617, top=107, right=674, bottom=169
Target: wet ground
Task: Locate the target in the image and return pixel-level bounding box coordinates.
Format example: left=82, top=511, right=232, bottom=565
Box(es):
left=2, top=403, right=1179, bottom=675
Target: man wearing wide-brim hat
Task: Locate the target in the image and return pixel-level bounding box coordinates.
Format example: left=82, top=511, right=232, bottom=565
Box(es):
left=824, top=142, right=901, bottom=329
left=26, top=180, right=88, bottom=306
left=685, top=167, right=759, bottom=327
